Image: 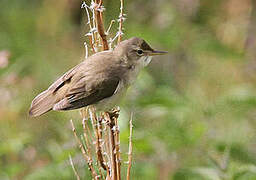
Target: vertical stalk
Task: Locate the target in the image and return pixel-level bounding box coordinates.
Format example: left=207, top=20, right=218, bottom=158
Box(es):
left=118, top=0, right=124, bottom=43
left=95, top=0, right=109, bottom=50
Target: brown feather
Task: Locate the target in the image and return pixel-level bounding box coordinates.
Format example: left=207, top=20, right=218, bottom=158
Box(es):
left=53, top=78, right=119, bottom=111
left=29, top=90, right=55, bottom=117
left=29, top=51, right=122, bottom=116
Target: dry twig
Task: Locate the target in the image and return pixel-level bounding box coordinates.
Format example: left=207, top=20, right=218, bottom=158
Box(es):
left=69, top=155, right=81, bottom=180
left=95, top=0, right=109, bottom=50
left=104, top=112, right=118, bottom=180
left=106, top=20, right=116, bottom=35
left=70, top=1, right=134, bottom=179
left=70, top=119, right=98, bottom=179
left=126, top=114, right=133, bottom=180
left=89, top=107, right=107, bottom=171
left=114, top=116, right=121, bottom=180
left=118, top=0, right=124, bottom=43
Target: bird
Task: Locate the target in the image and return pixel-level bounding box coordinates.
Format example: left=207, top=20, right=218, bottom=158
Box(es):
left=29, top=37, right=167, bottom=117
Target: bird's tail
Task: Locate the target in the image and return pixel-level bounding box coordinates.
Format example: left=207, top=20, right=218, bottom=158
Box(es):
left=29, top=90, right=55, bottom=117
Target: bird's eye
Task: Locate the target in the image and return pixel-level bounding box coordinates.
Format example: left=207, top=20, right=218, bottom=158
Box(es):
left=137, top=49, right=143, bottom=55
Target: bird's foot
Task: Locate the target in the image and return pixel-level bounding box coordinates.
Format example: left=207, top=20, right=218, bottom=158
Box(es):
left=107, top=106, right=120, bottom=119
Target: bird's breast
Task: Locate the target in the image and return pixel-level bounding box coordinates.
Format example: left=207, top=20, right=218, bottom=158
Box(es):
left=122, top=63, right=143, bottom=86
left=94, top=59, right=144, bottom=111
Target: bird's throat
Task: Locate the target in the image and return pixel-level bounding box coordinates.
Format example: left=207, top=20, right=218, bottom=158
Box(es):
left=141, top=56, right=152, bottom=67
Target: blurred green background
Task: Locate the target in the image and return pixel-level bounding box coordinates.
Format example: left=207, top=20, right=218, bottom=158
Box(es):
left=1, top=0, right=256, bottom=179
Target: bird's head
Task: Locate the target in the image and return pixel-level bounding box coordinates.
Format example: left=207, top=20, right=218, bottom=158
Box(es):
left=114, top=37, right=167, bottom=67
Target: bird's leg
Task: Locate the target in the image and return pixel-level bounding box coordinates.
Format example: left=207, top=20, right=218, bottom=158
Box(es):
left=107, top=106, right=120, bottom=119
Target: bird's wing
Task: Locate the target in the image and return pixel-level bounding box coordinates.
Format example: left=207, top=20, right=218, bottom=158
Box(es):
left=28, top=63, right=82, bottom=117
left=48, top=63, right=81, bottom=93
left=53, top=73, right=120, bottom=111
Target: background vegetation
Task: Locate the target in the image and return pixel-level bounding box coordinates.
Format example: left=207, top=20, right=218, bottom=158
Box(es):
left=1, top=0, right=256, bottom=179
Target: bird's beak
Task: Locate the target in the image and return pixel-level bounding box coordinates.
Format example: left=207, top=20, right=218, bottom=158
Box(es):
left=148, top=50, right=168, bottom=56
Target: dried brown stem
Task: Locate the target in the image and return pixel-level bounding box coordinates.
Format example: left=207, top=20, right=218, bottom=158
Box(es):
left=126, top=114, right=133, bottom=180
left=71, top=1, right=133, bottom=179
left=89, top=107, right=107, bottom=172
left=106, top=20, right=116, bottom=35
left=95, top=0, right=109, bottom=50
left=97, top=117, right=108, bottom=171
left=118, top=0, right=124, bottom=43
left=104, top=112, right=118, bottom=180
left=89, top=35, right=96, bottom=54
left=114, top=117, right=121, bottom=180
left=83, top=2, right=96, bottom=53
left=81, top=109, right=92, bottom=152
left=70, top=119, right=98, bottom=179
left=103, top=115, right=111, bottom=169
left=81, top=111, right=99, bottom=178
